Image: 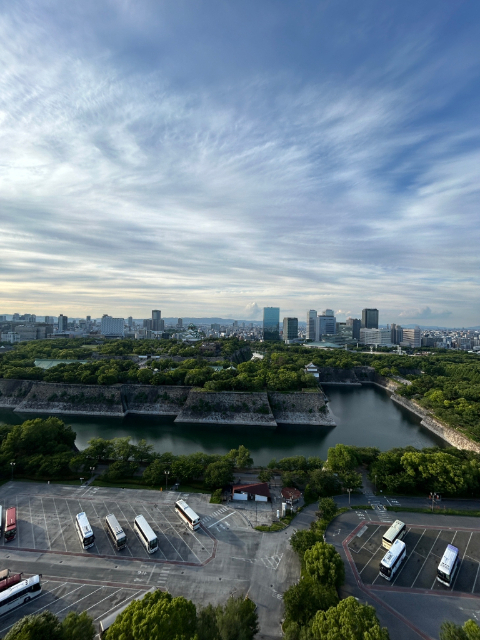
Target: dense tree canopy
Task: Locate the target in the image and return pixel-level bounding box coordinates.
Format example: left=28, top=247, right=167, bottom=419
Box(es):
left=310, top=596, right=389, bottom=640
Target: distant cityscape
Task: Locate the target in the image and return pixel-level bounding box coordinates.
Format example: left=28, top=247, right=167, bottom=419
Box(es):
left=0, top=308, right=479, bottom=352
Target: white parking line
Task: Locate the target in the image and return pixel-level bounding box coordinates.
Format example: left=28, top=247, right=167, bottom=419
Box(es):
left=472, top=559, right=480, bottom=593
left=392, top=529, right=425, bottom=586
left=93, top=590, right=143, bottom=621
left=55, top=586, right=104, bottom=616
left=140, top=504, right=183, bottom=562
left=208, top=511, right=235, bottom=528
left=0, top=582, right=71, bottom=635
left=28, top=498, right=36, bottom=549
left=411, top=530, right=442, bottom=588
left=454, top=531, right=473, bottom=591
left=83, top=588, right=123, bottom=613
left=40, top=498, right=52, bottom=550
left=53, top=497, right=68, bottom=551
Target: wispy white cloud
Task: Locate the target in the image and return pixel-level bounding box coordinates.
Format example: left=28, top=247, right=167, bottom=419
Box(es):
left=0, top=1, right=479, bottom=324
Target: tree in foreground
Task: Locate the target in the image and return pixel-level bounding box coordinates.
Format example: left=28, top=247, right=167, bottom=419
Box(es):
left=303, top=542, right=345, bottom=588
left=105, top=590, right=197, bottom=640
left=283, top=576, right=338, bottom=627
left=440, top=619, right=480, bottom=640
left=216, top=595, right=258, bottom=640
left=310, top=596, right=390, bottom=640
left=4, top=610, right=94, bottom=640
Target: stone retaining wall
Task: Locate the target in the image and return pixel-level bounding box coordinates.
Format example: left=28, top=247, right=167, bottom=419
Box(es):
left=174, top=391, right=277, bottom=427
left=123, top=385, right=191, bottom=416
left=268, top=391, right=335, bottom=426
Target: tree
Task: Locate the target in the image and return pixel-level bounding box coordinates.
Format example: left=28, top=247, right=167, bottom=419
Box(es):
left=325, top=444, right=357, bottom=472
left=61, top=611, right=95, bottom=640
left=283, top=576, right=338, bottom=626
left=105, top=590, right=197, bottom=640
left=258, top=468, right=273, bottom=483
left=318, top=497, right=337, bottom=521
left=4, top=611, right=64, bottom=640
left=290, top=529, right=324, bottom=558
left=204, top=461, right=234, bottom=490
left=311, top=596, right=389, bottom=640
left=216, top=595, right=258, bottom=640
left=304, top=542, right=345, bottom=588
left=235, top=445, right=253, bottom=468
left=197, top=604, right=221, bottom=640
left=143, top=458, right=170, bottom=487
left=440, top=619, right=480, bottom=640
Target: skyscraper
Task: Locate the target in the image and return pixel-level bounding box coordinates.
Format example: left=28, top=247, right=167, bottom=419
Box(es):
left=306, top=310, right=317, bottom=340
left=316, top=313, right=336, bottom=340
left=58, top=314, right=68, bottom=331
left=346, top=317, right=361, bottom=340
left=361, top=308, right=379, bottom=329
left=263, top=307, right=280, bottom=341
left=152, top=310, right=162, bottom=331
left=283, top=317, right=298, bottom=342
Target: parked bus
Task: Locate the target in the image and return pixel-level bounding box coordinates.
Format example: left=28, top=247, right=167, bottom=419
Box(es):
left=382, top=520, right=406, bottom=550
left=134, top=515, right=158, bottom=554
left=105, top=514, right=127, bottom=551
left=99, top=588, right=155, bottom=637
left=175, top=500, right=200, bottom=531
left=75, top=512, right=95, bottom=550
left=0, top=575, right=42, bottom=616
left=437, top=544, right=459, bottom=587
left=0, top=571, right=23, bottom=594
left=379, top=539, right=406, bottom=581
left=4, top=507, right=17, bottom=542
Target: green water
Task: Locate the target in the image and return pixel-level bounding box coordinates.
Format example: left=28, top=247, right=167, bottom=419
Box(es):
left=0, top=385, right=445, bottom=465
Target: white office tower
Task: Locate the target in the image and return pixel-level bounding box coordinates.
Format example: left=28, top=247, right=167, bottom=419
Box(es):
left=360, top=328, right=392, bottom=346
left=101, top=315, right=125, bottom=337
left=402, top=327, right=421, bottom=348
left=306, top=310, right=317, bottom=340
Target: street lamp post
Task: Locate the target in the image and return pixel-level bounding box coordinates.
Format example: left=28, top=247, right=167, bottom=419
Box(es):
left=375, top=475, right=377, bottom=494
left=347, top=488, right=352, bottom=505
left=165, top=470, right=170, bottom=491
left=90, top=466, right=95, bottom=480
left=10, top=462, right=15, bottom=481
left=80, top=477, right=84, bottom=486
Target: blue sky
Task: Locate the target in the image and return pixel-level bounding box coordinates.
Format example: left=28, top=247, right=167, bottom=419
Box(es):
left=1, top=1, right=479, bottom=325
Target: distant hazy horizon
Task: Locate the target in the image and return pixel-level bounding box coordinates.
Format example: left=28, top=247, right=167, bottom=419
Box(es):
left=1, top=2, right=479, bottom=325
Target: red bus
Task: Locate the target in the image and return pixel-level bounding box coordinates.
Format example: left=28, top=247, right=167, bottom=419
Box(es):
left=0, top=570, right=22, bottom=593
left=5, top=507, right=17, bottom=542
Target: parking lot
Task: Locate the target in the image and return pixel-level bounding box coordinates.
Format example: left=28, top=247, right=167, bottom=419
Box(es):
left=346, top=522, right=480, bottom=594
left=0, top=578, right=151, bottom=637
left=1, top=486, right=216, bottom=565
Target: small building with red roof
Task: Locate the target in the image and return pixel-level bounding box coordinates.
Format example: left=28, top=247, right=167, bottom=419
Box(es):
left=232, top=482, right=271, bottom=502
left=281, top=487, right=302, bottom=503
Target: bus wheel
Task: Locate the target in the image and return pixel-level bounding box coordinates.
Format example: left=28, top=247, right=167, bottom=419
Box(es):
left=24, top=596, right=31, bottom=603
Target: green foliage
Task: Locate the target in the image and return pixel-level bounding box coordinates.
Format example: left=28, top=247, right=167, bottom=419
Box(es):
left=204, top=460, right=234, bottom=489
left=105, top=590, right=197, bottom=640
left=290, top=529, right=325, bottom=558
left=325, top=444, right=358, bottom=472
left=210, top=488, right=222, bottom=503
left=4, top=610, right=94, bottom=640
left=369, top=446, right=480, bottom=496
left=318, top=497, right=337, bottom=521
left=304, top=542, right=345, bottom=588
left=283, top=577, right=338, bottom=627
left=258, top=468, right=273, bottom=482
left=216, top=595, right=259, bottom=640
left=440, top=619, right=480, bottom=640
left=310, top=596, right=389, bottom=640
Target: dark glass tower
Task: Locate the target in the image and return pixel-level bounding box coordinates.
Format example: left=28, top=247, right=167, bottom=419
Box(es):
left=263, top=307, right=280, bottom=341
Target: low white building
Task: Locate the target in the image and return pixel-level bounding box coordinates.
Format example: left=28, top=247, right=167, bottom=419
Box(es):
left=100, top=315, right=125, bottom=337
left=360, top=328, right=392, bottom=346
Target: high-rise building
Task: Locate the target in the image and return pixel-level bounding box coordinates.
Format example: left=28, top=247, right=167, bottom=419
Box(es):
left=283, top=317, right=298, bottom=342
left=402, top=327, right=421, bottom=348
left=346, top=317, right=361, bottom=341
left=360, top=328, right=392, bottom=346
left=263, top=307, right=280, bottom=341
left=86, top=315, right=91, bottom=322
left=44, top=316, right=54, bottom=325
left=58, top=314, right=68, bottom=332
left=127, top=316, right=133, bottom=328
left=12, top=313, right=20, bottom=321
left=101, top=315, right=125, bottom=337
left=361, top=308, right=379, bottom=329
left=315, top=311, right=336, bottom=340
left=306, top=310, right=317, bottom=341
left=323, top=309, right=335, bottom=317
left=0, top=315, right=6, bottom=322
left=391, top=323, right=403, bottom=345
left=152, top=310, right=162, bottom=331
left=177, top=318, right=183, bottom=328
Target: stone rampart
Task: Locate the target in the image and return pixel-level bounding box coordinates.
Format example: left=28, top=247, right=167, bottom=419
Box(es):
left=14, top=382, right=124, bottom=417
left=268, top=391, right=335, bottom=426
left=174, top=390, right=277, bottom=427
left=0, top=379, right=34, bottom=407
left=123, top=385, right=191, bottom=416
left=390, top=394, right=480, bottom=453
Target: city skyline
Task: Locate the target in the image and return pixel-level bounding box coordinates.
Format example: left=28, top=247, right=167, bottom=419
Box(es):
left=1, top=2, right=479, bottom=325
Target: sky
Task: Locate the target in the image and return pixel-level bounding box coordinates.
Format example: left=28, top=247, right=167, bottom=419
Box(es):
left=0, top=1, right=479, bottom=326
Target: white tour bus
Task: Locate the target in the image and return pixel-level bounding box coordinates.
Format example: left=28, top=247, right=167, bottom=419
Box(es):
left=175, top=500, right=200, bottom=531
left=382, top=520, right=406, bottom=550
left=0, top=575, right=42, bottom=616
left=437, top=544, right=459, bottom=587
left=379, top=539, right=406, bottom=581
left=105, top=514, right=127, bottom=551
left=75, top=512, right=95, bottom=550
left=134, top=515, right=158, bottom=554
